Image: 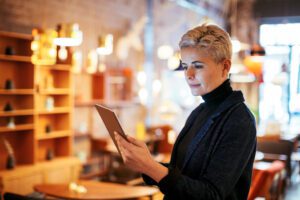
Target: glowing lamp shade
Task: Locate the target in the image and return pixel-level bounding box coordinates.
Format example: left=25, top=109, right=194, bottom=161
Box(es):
left=244, top=44, right=265, bottom=75
left=54, top=23, right=83, bottom=47
left=97, top=34, right=113, bottom=55
left=244, top=56, right=263, bottom=76
left=31, top=28, right=57, bottom=65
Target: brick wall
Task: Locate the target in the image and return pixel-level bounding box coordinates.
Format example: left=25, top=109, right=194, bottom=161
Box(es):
left=0, top=0, right=226, bottom=99
left=0, top=0, right=226, bottom=154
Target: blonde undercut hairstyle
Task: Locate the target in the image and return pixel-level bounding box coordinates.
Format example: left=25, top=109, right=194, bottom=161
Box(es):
left=179, top=24, right=232, bottom=64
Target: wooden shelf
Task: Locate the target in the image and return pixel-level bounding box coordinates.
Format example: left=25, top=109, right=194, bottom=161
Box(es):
left=0, top=54, right=32, bottom=62
left=0, top=124, right=34, bottom=132
left=39, top=88, right=70, bottom=95
left=0, top=109, right=34, bottom=117
left=74, top=132, right=90, bottom=139
left=37, top=130, right=70, bottom=140
left=75, top=99, right=139, bottom=108
left=0, top=31, right=32, bottom=40
left=38, top=107, right=70, bottom=114
left=0, top=89, right=34, bottom=95
left=39, top=64, right=71, bottom=71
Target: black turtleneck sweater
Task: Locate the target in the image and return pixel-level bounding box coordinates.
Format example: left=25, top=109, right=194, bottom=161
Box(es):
left=175, top=79, right=233, bottom=169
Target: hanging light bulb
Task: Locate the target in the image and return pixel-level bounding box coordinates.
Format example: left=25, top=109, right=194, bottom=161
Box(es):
left=54, top=23, right=83, bottom=46
left=231, top=38, right=241, bottom=53
left=153, top=79, right=162, bottom=95
left=72, top=51, right=83, bottom=73
left=138, top=88, right=148, bottom=105
left=58, top=46, right=68, bottom=60
left=168, top=51, right=181, bottom=70
left=157, top=45, right=174, bottom=60
left=31, top=28, right=57, bottom=65
left=97, top=34, right=113, bottom=55
left=31, top=40, right=39, bottom=51
left=137, top=71, right=147, bottom=86
left=86, top=50, right=98, bottom=74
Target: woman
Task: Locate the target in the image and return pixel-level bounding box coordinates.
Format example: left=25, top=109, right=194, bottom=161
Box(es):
left=115, top=24, right=257, bottom=200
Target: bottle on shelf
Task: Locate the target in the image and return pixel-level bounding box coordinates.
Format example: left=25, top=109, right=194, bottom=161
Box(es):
left=3, top=102, right=13, bottom=112
left=4, top=79, right=14, bottom=90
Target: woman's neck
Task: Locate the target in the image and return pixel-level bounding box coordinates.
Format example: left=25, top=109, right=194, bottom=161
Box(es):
left=202, top=79, right=232, bottom=105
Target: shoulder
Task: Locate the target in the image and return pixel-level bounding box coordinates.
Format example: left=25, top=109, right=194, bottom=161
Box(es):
left=223, top=103, right=257, bottom=139
left=233, top=102, right=256, bottom=123
left=221, top=90, right=256, bottom=127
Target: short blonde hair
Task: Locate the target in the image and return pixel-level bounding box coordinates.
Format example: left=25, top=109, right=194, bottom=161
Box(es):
left=179, top=24, right=232, bottom=63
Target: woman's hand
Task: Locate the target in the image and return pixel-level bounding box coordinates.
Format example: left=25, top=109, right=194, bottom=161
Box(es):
left=114, top=132, right=168, bottom=182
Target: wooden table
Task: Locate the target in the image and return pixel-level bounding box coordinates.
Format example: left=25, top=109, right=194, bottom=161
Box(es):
left=34, top=181, right=159, bottom=200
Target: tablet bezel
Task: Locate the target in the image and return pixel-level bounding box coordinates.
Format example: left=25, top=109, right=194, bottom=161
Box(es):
left=94, top=104, right=128, bottom=154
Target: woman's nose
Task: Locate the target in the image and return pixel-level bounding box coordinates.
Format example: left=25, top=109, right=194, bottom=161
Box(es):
left=185, top=66, right=195, bottom=79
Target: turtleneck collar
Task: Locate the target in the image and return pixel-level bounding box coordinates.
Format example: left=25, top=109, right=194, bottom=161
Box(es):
left=202, top=79, right=233, bottom=105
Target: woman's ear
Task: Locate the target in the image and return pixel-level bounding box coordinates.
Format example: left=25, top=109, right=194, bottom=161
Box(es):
left=222, top=59, right=231, bottom=77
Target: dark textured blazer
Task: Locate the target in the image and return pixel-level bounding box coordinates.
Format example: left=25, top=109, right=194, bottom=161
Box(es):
left=143, top=91, right=257, bottom=200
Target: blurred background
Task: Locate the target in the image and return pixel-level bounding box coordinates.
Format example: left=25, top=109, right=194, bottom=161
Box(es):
left=0, top=0, right=300, bottom=199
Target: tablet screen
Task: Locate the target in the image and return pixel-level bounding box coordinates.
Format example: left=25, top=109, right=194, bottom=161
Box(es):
left=95, top=104, right=128, bottom=154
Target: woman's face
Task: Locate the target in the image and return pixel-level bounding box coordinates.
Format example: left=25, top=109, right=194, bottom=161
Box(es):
left=180, top=47, right=230, bottom=96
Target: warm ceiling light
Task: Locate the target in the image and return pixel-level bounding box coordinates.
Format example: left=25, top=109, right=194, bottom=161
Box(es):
left=231, top=37, right=250, bottom=53
left=97, top=34, right=113, bottom=55
left=157, top=45, right=174, bottom=60
left=231, top=38, right=241, bottom=53
left=137, top=71, right=147, bottom=86
left=168, top=52, right=181, bottom=70
left=54, top=23, right=83, bottom=46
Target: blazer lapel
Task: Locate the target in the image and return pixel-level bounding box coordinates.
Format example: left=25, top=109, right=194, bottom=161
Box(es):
left=181, top=93, right=244, bottom=170
left=182, top=118, right=215, bottom=170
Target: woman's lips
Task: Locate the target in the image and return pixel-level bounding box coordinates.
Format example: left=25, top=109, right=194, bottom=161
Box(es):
left=189, top=84, right=201, bottom=88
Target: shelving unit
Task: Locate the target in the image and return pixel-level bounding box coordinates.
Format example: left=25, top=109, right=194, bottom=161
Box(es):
left=0, top=31, right=35, bottom=170
left=0, top=30, right=78, bottom=195
left=36, top=62, right=73, bottom=161
left=35, top=63, right=73, bottom=162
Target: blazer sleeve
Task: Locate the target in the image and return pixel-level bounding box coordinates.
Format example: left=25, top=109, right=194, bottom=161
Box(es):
left=156, top=114, right=257, bottom=200
left=142, top=162, right=169, bottom=185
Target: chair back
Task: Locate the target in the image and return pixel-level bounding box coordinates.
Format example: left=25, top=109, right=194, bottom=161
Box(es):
left=248, top=160, right=285, bottom=200
left=257, top=140, right=294, bottom=177
left=147, top=125, right=174, bottom=154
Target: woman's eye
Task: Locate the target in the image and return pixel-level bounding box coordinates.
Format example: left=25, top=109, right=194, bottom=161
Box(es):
left=194, top=64, right=203, bottom=69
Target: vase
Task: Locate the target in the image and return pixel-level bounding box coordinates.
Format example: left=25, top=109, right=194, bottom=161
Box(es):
left=6, top=154, right=15, bottom=169
left=5, top=79, right=14, bottom=90
left=4, top=102, right=13, bottom=112
left=5, top=46, right=15, bottom=55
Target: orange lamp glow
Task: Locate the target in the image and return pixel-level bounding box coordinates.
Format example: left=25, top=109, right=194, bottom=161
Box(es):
left=244, top=56, right=263, bottom=76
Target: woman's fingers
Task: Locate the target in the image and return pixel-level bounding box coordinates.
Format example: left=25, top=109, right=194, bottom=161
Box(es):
left=115, top=131, right=134, bottom=153
left=127, top=135, right=147, bottom=148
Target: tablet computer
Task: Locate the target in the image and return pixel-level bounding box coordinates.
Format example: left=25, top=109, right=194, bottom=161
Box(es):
left=95, top=104, right=128, bottom=154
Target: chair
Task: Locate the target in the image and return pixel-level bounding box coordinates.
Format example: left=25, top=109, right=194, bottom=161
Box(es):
left=3, top=192, right=55, bottom=200
left=248, top=160, right=285, bottom=200
left=147, top=125, right=174, bottom=154
left=257, top=139, right=294, bottom=179
left=90, top=138, right=142, bottom=184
